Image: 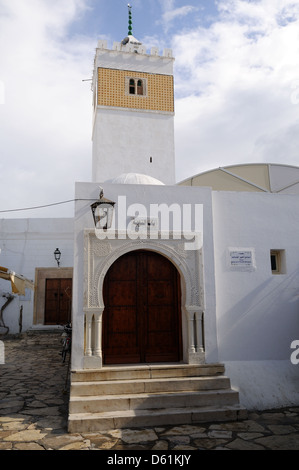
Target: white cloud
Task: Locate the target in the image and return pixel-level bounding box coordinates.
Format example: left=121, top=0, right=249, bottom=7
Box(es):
left=1, top=0, right=299, bottom=215
left=173, top=0, right=299, bottom=181
left=163, top=5, right=198, bottom=23
left=0, top=0, right=94, bottom=217
left=157, top=0, right=198, bottom=32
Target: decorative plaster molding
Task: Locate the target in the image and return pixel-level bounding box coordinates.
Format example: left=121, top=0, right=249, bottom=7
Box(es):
left=84, top=229, right=203, bottom=310
left=83, top=229, right=205, bottom=366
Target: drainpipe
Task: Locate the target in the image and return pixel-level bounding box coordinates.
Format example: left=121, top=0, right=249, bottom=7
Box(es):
left=0, top=293, right=14, bottom=335
left=19, top=305, right=23, bottom=334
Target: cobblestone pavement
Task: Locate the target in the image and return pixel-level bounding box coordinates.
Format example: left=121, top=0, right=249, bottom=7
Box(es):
left=1, top=332, right=299, bottom=451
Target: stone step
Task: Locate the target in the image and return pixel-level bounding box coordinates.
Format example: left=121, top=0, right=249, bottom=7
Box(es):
left=70, top=363, right=225, bottom=383
left=69, top=389, right=240, bottom=414
left=68, top=405, right=248, bottom=433
left=68, top=363, right=247, bottom=432
left=70, top=375, right=231, bottom=396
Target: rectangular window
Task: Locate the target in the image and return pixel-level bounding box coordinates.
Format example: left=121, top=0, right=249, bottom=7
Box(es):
left=129, top=79, right=135, bottom=95
left=125, top=77, right=147, bottom=97
left=270, top=249, right=286, bottom=274
left=137, top=79, right=144, bottom=95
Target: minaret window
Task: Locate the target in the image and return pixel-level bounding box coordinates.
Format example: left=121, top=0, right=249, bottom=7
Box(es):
left=129, top=79, right=135, bottom=95
left=126, top=77, right=147, bottom=97
left=137, top=80, right=143, bottom=95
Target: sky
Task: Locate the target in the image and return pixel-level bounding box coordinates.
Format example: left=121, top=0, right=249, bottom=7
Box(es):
left=0, top=0, right=299, bottom=218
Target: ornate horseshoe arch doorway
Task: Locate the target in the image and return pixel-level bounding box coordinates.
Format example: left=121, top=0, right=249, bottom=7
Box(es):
left=102, top=250, right=182, bottom=364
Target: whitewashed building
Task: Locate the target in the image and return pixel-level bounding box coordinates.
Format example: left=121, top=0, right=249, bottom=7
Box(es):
left=0, top=219, right=73, bottom=333
left=1, top=11, right=299, bottom=430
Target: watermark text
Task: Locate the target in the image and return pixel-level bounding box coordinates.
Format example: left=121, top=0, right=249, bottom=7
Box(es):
left=290, top=340, right=299, bottom=364
left=95, top=196, right=203, bottom=251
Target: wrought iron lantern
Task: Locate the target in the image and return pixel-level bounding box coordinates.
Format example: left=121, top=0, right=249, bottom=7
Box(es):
left=54, top=248, right=61, bottom=267
left=90, top=189, right=115, bottom=231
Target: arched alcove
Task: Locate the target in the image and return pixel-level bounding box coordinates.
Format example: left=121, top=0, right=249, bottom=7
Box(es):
left=83, top=234, right=205, bottom=368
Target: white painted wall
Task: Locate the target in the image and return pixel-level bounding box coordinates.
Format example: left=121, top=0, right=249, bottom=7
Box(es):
left=0, top=218, right=74, bottom=334
left=212, top=191, right=299, bottom=408
left=92, top=108, right=176, bottom=184
left=2, top=187, right=298, bottom=409
left=72, top=182, right=218, bottom=370
left=95, top=42, right=174, bottom=75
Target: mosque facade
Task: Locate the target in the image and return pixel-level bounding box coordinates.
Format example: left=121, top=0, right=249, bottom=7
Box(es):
left=1, top=8, right=299, bottom=429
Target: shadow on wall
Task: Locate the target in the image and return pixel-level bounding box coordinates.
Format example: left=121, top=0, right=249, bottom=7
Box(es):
left=217, top=268, right=299, bottom=361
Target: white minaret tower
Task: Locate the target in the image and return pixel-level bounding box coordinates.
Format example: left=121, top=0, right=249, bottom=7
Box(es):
left=91, top=5, right=176, bottom=185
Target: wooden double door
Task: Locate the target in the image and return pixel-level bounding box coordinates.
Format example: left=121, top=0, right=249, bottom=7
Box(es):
left=44, top=278, right=72, bottom=325
left=103, top=250, right=182, bottom=364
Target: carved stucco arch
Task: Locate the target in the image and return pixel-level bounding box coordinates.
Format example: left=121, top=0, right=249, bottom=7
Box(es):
left=84, top=233, right=205, bottom=365
left=93, top=240, right=198, bottom=312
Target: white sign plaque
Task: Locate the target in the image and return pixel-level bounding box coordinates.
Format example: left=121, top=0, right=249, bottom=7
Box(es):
left=228, top=248, right=255, bottom=271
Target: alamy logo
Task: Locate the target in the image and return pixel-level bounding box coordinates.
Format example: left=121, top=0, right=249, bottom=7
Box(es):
left=0, top=341, right=4, bottom=364
left=95, top=196, right=203, bottom=251
left=290, top=340, right=299, bottom=364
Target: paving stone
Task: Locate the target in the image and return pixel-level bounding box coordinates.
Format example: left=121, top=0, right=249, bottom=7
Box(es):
left=41, top=434, right=84, bottom=450
left=113, top=443, right=150, bottom=450
left=258, top=412, right=286, bottom=422
left=0, top=430, right=14, bottom=440
left=44, top=398, right=65, bottom=406
left=0, top=441, right=12, bottom=450
left=267, top=424, right=297, bottom=435
left=194, top=438, right=228, bottom=449
left=237, top=432, right=264, bottom=440
left=87, top=435, right=118, bottom=450
left=226, top=438, right=265, bottom=450
left=21, top=406, right=61, bottom=416
left=116, top=428, right=158, bottom=444
left=26, top=400, right=46, bottom=408
left=172, top=444, right=197, bottom=450
left=154, top=427, right=166, bottom=433
left=165, top=435, right=191, bottom=446
left=255, top=434, right=299, bottom=450
left=14, top=442, right=45, bottom=450
left=208, top=430, right=233, bottom=439
left=152, top=440, right=169, bottom=450
left=0, top=399, right=24, bottom=414
left=3, top=429, right=47, bottom=442
left=35, top=416, right=66, bottom=430
left=59, top=440, right=91, bottom=450
left=0, top=417, right=25, bottom=425
left=244, top=420, right=268, bottom=433
left=1, top=333, right=299, bottom=451
left=209, top=422, right=247, bottom=432
left=106, top=429, right=122, bottom=439
left=1, top=421, right=28, bottom=431
left=210, top=420, right=265, bottom=433
left=161, top=425, right=206, bottom=436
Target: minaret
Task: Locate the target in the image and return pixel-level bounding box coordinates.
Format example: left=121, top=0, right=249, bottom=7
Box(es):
left=91, top=5, right=176, bottom=185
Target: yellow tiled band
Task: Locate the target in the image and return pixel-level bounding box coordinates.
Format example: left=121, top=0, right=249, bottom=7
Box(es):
left=97, top=68, right=174, bottom=112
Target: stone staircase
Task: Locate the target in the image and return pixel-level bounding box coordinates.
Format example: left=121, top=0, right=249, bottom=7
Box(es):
left=68, top=364, right=247, bottom=432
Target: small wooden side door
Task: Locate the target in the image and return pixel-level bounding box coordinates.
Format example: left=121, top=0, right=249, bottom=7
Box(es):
left=44, top=278, right=72, bottom=325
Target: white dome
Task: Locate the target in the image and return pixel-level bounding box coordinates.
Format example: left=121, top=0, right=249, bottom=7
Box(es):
left=109, top=173, right=165, bottom=185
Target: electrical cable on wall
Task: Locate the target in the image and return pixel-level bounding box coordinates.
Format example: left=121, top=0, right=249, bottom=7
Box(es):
left=0, top=199, right=95, bottom=214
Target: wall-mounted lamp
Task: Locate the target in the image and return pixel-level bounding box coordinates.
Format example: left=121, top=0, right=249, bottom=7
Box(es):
left=91, top=188, right=115, bottom=231
left=54, top=248, right=61, bottom=267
